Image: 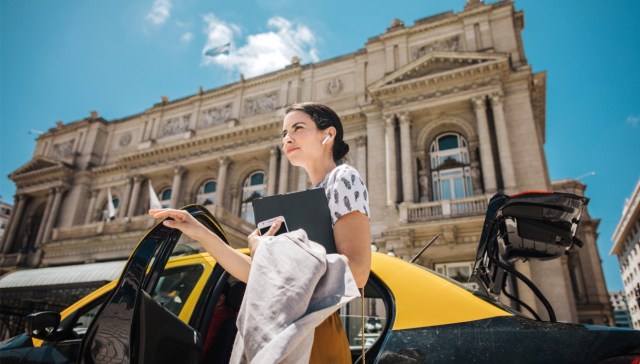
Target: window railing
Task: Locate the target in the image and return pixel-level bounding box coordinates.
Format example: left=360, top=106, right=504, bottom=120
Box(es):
left=399, top=195, right=489, bottom=223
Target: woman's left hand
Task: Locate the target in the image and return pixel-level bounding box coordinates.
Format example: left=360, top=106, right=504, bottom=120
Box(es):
left=247, top=218, right=283, bottom=256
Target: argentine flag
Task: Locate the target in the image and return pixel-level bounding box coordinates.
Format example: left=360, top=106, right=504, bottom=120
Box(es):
left=205, top=43, right=230, bottom=57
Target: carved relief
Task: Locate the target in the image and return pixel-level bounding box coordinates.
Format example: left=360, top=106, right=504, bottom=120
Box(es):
left=162, top=114, right=191, bottom=137
left=201, top=103, right=232, bottom=128
left=118, top=132, right=132, bottom=147
left=326, top=78, right=344, bottom=96
left=52, top=139, right=75, bottom=159
left=243, top=92, right=278, bottom=117
left=411, top=36, right=460, bottom=60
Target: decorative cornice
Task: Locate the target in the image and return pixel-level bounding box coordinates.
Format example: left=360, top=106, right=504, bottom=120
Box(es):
left=115, top=119, right=281, bottom=169
left=382, top=79, right=499, bottom=110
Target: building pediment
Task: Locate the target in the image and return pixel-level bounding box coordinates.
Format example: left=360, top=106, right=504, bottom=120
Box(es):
left=9, top=157, right=72, bottom=183
left=368, top=51, right=510, bottom=97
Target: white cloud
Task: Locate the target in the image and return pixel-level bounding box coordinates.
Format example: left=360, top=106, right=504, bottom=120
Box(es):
left=626, top=114, right=640, bottom=127
left=146, top=0, right=172, bottom=25
left=201, top=14, right=319, bottom=78
left=181, top=32, right=193, bottom=43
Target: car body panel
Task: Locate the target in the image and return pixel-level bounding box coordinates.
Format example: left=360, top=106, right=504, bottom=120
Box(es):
left=378, top=316, right=640, bottom=363
left=371, top=253, right=511, bottom=330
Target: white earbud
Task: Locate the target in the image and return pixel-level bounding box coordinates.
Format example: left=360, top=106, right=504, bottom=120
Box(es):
left=321, top=134, right=331, bottom=145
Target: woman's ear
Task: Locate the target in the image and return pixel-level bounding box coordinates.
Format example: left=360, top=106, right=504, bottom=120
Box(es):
left=326, top=126, right=337, bottom=140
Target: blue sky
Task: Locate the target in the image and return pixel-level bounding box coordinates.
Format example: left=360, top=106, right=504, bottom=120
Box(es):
left=1, top=0, right=638, bottom=291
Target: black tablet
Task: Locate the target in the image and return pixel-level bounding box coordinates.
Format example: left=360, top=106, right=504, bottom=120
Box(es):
left=252, top=188, right=336, bottom=254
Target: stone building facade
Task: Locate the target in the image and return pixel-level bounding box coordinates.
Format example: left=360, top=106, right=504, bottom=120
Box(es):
left=0, top=199, right=11, bottom=243
left=0, top=1, right=612, bottom=324
left=611, top=179, right=640, bottom=329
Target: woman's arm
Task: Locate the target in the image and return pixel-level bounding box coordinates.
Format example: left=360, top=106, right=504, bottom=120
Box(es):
left=149, top=210, right=283, bottom=283
left=333, top=211, right=371, bottom=288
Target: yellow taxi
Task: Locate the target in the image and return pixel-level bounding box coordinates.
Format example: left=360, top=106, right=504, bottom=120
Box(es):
left=1, top=196, right=639, bottom=363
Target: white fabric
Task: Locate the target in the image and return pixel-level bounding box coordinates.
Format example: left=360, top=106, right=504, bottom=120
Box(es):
left=230, top=229, right=359, bottom=364
left=319, top=164, right=369, bottom=225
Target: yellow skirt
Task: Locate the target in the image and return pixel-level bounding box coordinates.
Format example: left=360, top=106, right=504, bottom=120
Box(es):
left=309, top=311, right=351, bottom=363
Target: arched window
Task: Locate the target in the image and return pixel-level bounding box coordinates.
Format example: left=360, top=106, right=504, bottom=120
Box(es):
left=430, top=133, right=473, bottom=201
left=240, top=171, right=266, bottom=224
left=197, top=179, right=217, bottom=205
left=159, top=188, right=172, bottom=208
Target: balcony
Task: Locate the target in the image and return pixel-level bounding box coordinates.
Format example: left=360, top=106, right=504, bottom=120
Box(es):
left=399, top=195, right=489, bottom=223
left=51, top=204, right=253, bottom=245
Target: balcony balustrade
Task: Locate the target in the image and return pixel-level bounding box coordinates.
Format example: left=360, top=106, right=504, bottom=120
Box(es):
left=399, top=195, right=489, bottom=223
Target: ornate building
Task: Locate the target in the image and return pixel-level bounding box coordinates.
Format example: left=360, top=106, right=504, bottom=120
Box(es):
left=612, top=179, right=640, bottom=329
left=0, top=199, right=11, bottom=243
left=0, top=1, right=611, bottom=325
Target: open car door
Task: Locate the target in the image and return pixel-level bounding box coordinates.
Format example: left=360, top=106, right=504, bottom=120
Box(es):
left=79, top=205, right=229, bottom=364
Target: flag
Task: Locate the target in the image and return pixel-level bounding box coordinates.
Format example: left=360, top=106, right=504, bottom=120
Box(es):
left=149, top=181, right=163, bottom=210
left=204, top=42, right=230, bottom=57
left=107, top=187, right=116, bottom=220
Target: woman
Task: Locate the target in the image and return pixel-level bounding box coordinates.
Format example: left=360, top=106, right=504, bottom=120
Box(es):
left=150, top=102, right=371, bottom=363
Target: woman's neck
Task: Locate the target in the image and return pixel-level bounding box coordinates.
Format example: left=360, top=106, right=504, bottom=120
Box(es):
left=306, top=159, right=337, bottom=186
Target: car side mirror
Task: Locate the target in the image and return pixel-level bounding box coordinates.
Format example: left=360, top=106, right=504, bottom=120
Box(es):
left=25, top=311, right=61, bottom=340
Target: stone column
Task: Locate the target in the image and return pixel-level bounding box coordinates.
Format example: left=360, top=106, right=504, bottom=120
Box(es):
left=297, top=168, right=309, bottom=190
left=215, top=157, right=229, bottom=207
left=365, top=110, right=387, bottom=227
left=85, top=189, right=99, bottom=223
left=356, top=136, right=367, bottom=182
left=118, top=178, right=133, bottom=219
left=170, top=166, right=185, bottom=208
left=267, top=147, right=278, bottom=195
left=278, top=151, right=290, bottom=194
left=472, top=96, right=498, bottom=194
left=127, top=175, right=143, bottom=217
left=384, top=114, right=398, bottom=206
left=35, top=189, right=55, bottom=246
left=41, top=187, right=65, bottom=244
left=2, top=194, right=27, bottom=253
left=398, top=112, right=415, bottom=203
left=490, top=93, right=517, bottom=193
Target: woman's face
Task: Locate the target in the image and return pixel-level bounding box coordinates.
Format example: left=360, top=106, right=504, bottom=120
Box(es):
left=281, top=110, right=328, bottom=166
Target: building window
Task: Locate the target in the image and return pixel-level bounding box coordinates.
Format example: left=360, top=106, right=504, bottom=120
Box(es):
left=430, top=133, right=473, bottom=201
left=197, top=180, right=217, bottom=205
left=434, top=261, right=478, bottom=290
left=240, top=171, right=266, bottom=224
left=160, top=188, right=172, bottom=208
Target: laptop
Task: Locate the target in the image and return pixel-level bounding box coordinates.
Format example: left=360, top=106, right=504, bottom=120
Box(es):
left=252, top=188, right=337, bottom=254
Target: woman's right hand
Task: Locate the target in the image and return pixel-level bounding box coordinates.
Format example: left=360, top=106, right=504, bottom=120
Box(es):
left=247, top=218, right=283, bottom=256
left=149, top=209, right=209, bottom=242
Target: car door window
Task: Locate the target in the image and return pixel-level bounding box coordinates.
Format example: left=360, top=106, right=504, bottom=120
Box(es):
left=152, top=264, right=204, bottom=317
left=339, top=277, right=390, bottom=359
left=71, top=300, right=103, bottom=337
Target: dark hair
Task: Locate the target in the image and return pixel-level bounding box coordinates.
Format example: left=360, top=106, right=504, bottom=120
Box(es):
left=284, top=102, right=350, bottom=162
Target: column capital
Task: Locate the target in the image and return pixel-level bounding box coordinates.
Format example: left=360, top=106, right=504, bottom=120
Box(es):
left=471, top=96, right=487, bottom=110
left=218, top=156, right=230, bottom=166
left=384, top=114, right=396, bottom=127
left=356, top=135, right=367, bottom=147
left=14, top=193, right=28, bottom=202
left=132, top=174, right=144, bottom=183
left=49, top=186, right=67, bottom=195
left=270, top=146, right=279, bottom=156
left=489, top=92, right=504, bottom=106
left=398, top=111, right=412, bottom=125
left=174, top=165, right=185, bottom=175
